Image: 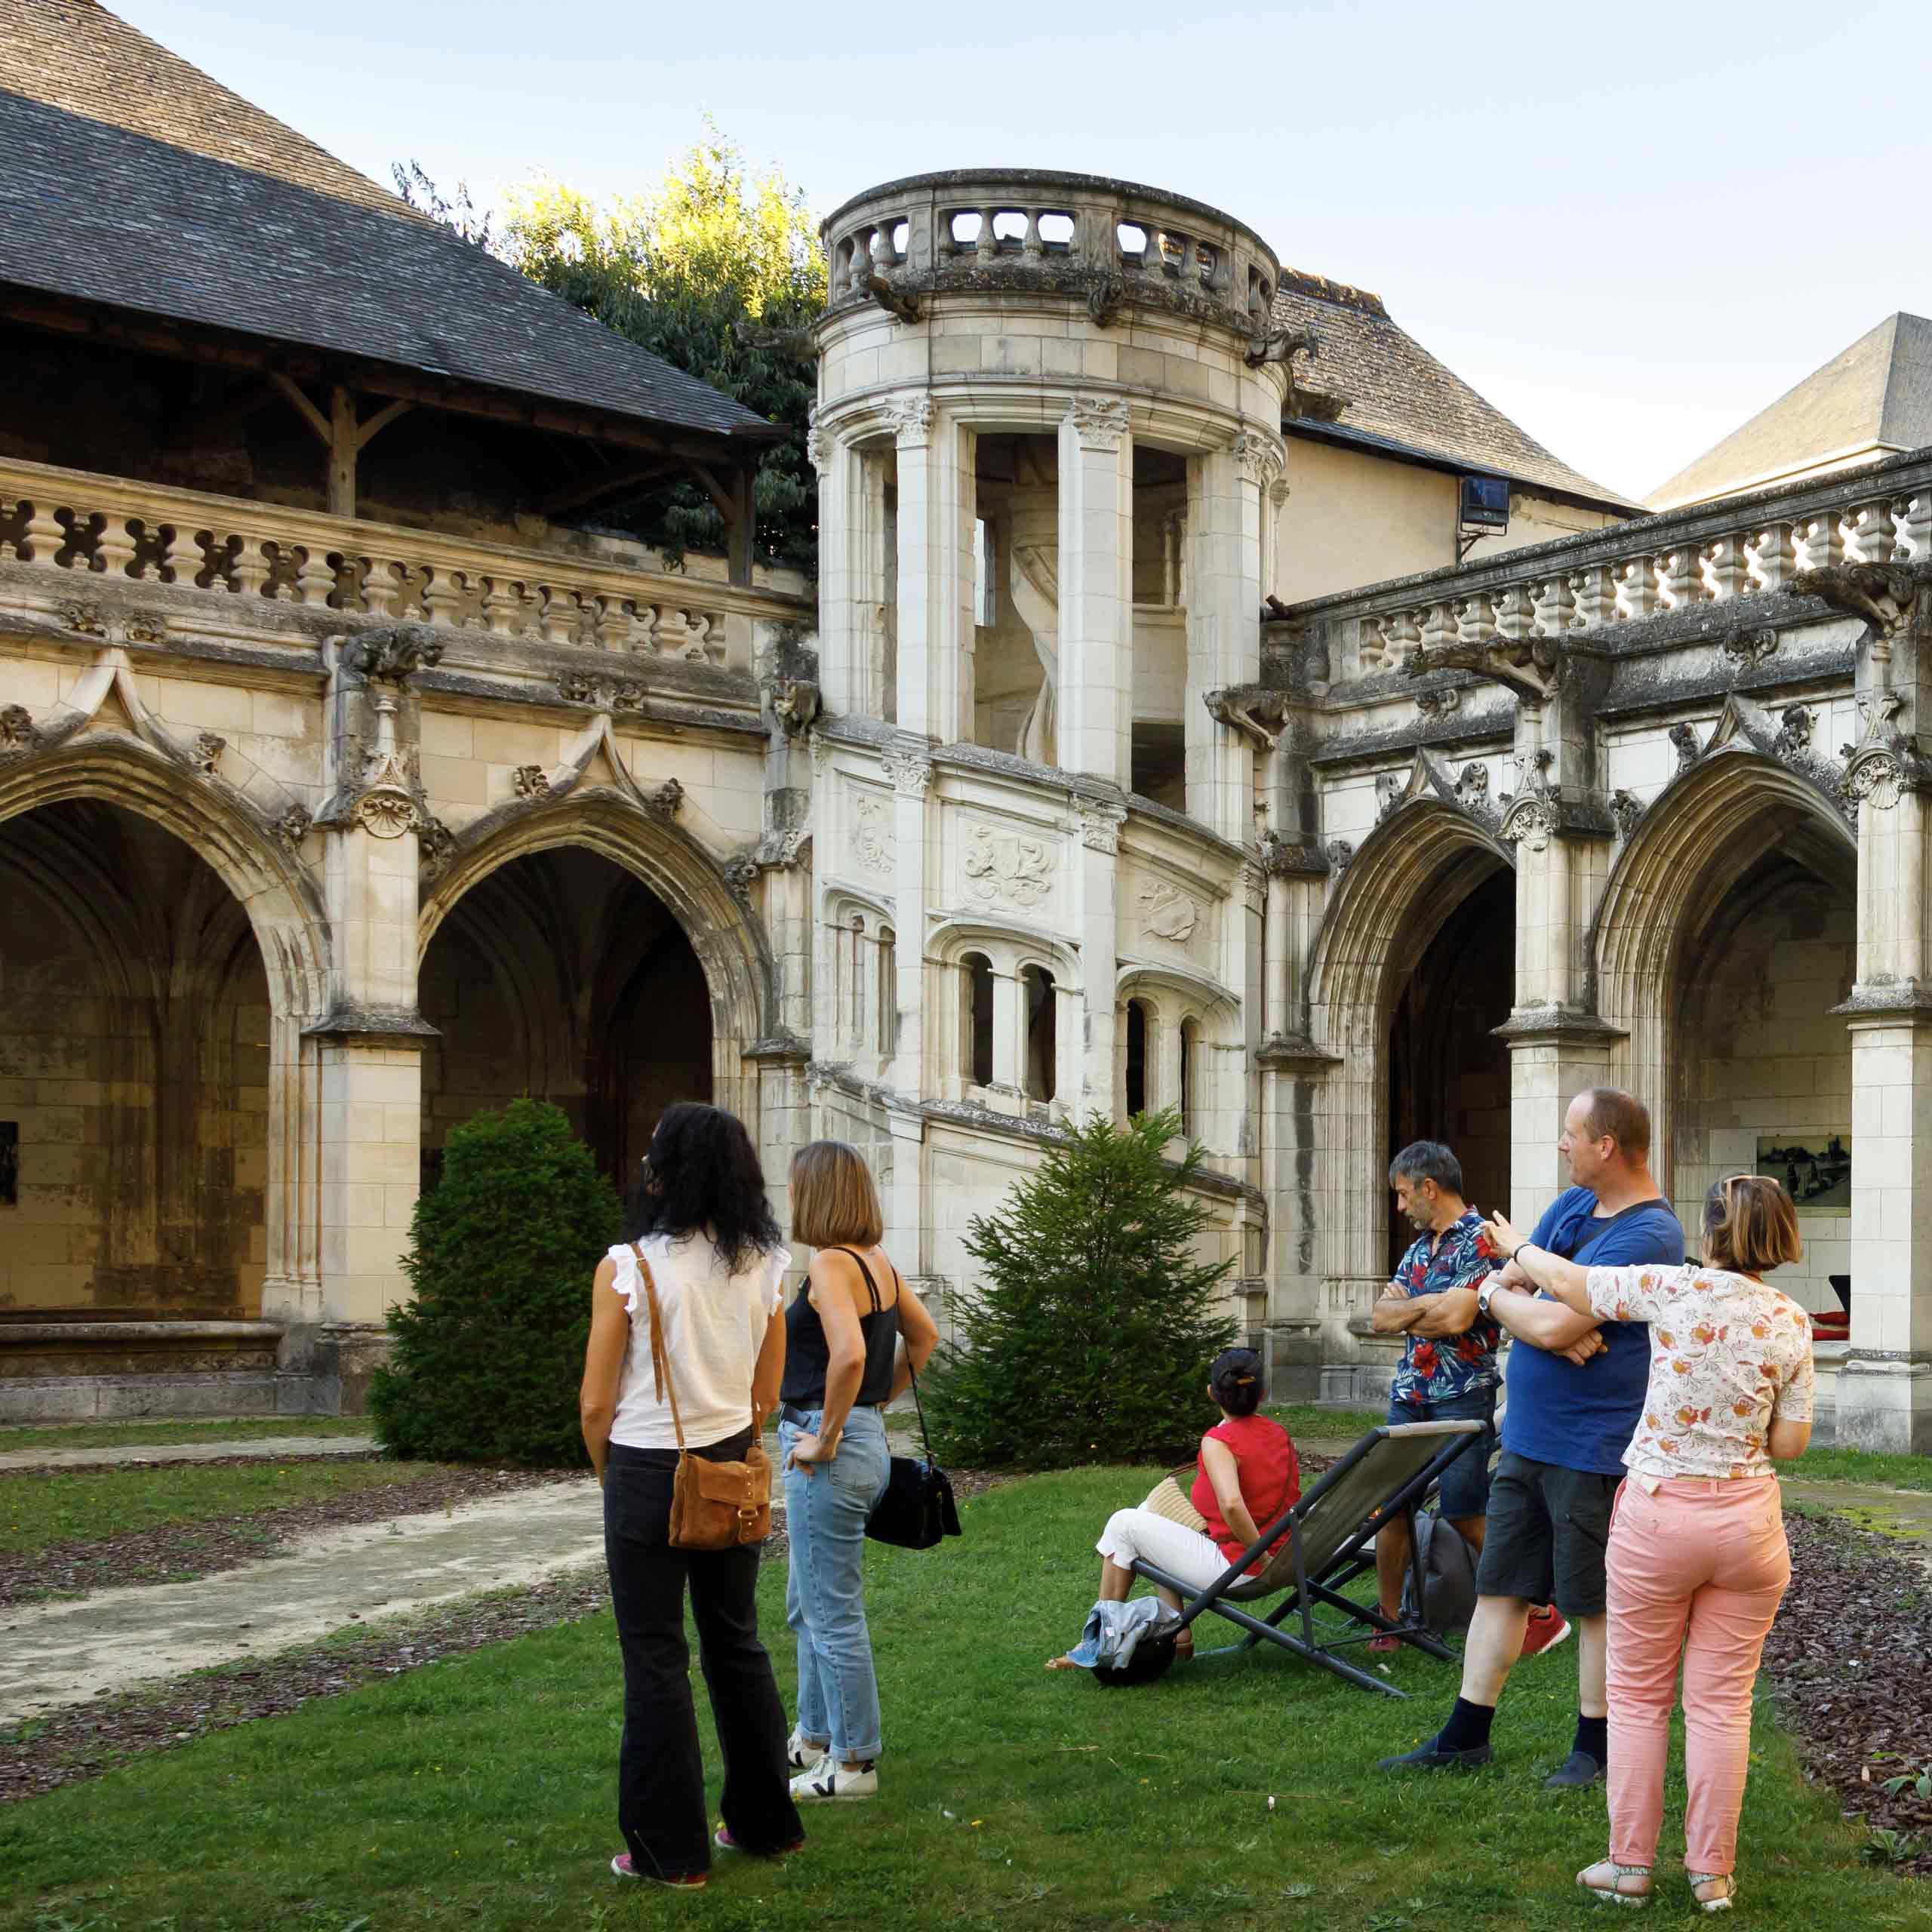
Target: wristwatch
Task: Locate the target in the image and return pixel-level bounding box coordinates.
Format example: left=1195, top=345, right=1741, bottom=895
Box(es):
left=1476, top=1280, right=1499, bottom=1320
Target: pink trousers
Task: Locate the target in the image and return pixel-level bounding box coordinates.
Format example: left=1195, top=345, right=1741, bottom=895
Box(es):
left=1606, top=1475, right=1790, bottom=1876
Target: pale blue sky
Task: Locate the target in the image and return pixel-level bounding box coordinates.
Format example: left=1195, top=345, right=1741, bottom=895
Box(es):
left=112, top=0, right=1932, bottom=502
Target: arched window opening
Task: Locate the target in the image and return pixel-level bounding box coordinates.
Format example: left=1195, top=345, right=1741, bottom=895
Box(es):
left=961, top=952, right=994, bottom=1088
left=1125, top=998, right=1149, bottom=1117
left=1180, top=1017, right=1200, bottom=1137
left=878, top=928, right=897, bottom=1059
left=847, top=915, right=866, bottom=1051
left=1023, top=965, right=1056, bottom=1102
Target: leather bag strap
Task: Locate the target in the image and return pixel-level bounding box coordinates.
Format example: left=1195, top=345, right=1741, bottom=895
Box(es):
left=632, top=1241, right=686, bottom=1454
left=893, top=1266, right=938, bottom=1466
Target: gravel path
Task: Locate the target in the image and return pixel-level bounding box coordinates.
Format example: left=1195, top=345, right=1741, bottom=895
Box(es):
left=0, top=1461, right=566, bottom=1608
left=0, top=1476, right=605, bottom=1721
left=0, top=1435, right=378, bottom=1472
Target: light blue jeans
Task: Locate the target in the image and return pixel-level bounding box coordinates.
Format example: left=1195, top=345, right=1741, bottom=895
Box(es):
left=780, top=1405, right=891, bottom=1762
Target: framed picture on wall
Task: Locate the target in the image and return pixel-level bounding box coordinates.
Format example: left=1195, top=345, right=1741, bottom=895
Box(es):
left=1755, top=1134, right=1851, bottom=1211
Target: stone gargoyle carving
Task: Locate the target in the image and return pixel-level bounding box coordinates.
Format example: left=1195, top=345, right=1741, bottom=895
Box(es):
left=1244, top=325, right=1318, bottom=372
left=1788, top=560, right=1922, bottom=641
left=1204, top=685, right=1291, bottom=752
left=1406, top=632, right=1563, bottom=704
left=865, top=271, right=921, bottom=325
left=343, top=623, right=443, bottom=685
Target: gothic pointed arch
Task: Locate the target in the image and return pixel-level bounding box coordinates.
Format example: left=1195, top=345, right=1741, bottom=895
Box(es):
left=0, top=743, right=318, bottom=1318
left=418, top=793, right=777, bottom=1124
left=1306, top=799, right=1513, bottom=1040
left=1592, top=748, right=1857, bottom=1171
left=1299, top=798, right=1515, bottom=1305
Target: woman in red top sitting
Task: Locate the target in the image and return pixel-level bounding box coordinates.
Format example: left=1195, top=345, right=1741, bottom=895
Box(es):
left=1049, top=1349, right=1298, bottom=1666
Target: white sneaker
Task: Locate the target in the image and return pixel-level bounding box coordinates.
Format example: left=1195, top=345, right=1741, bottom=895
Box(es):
left=790, top=1757, right=877, bottom=1801
left=786, top=1727, right=828, bottom=1773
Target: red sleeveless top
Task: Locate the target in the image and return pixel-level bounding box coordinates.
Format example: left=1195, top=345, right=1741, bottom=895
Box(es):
left=1191, top=1414, right=1299, bottom=1574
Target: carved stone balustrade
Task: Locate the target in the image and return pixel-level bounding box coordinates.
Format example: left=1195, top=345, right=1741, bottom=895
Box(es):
left=1294, top=447, right=1932, bottom=679
left=820, top=169, right=1283, bottom=338
left=0, top=456, right=810, bottom=670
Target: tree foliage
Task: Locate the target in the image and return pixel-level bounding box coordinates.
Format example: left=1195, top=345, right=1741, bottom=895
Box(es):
left=368, top=1100, right=621, bottom=1467
left=498, top=122, right=826, bottom=572
left=924, top=1111, right=1239, bottom=1469
left=390, top=160, right=494, bottom=248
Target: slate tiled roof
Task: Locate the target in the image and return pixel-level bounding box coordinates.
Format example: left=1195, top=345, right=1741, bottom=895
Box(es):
left=1647, top=313, right=1932, bottom=509
left=0, top=1, right=776, bottom=446
left=1271, top=270, right=1638, bottom=511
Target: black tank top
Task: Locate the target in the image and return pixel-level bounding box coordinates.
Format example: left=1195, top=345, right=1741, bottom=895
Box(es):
left=779, top=1247, right=899, bottom=1407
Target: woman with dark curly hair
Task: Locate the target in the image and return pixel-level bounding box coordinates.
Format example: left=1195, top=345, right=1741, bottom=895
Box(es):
left=579, top=1103, right=803, bottom=1889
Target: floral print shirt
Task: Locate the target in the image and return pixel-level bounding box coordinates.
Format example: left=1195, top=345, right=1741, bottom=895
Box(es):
left=1584, top=1263, right=1815, bottom=1481
left=1388, top=1210, right=1502, bottom=1408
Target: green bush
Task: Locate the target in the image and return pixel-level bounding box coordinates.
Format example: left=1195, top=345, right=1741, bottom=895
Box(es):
left=924, top=1110, right=1238, bottom=1469
left=368, top=1100, right=622, bottom=1466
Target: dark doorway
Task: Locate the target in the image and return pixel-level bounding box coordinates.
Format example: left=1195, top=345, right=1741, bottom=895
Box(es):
left=1386, top=866, right=1514, bottom=1269
left=421, top=848, right=712, bottom=1197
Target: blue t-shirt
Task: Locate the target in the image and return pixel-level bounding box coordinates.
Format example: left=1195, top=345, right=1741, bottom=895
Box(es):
left=1502, top=1186, right=1685, bottom=1475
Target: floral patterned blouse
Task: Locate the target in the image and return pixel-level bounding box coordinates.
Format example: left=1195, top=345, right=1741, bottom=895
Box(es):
left=1584, top=1263, right=1815, bottom=1481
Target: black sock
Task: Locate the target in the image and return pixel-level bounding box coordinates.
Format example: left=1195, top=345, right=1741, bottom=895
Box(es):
left=1574, top=1713, right=1607, bottom=1765
left=1438, top=1696, right=1496, bottom=1753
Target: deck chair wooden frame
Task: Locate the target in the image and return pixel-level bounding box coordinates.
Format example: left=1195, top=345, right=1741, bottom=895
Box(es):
left=1128, top=1420, right=1484, bottom=1700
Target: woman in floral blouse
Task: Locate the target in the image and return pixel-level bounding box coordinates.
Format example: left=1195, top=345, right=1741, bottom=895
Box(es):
left=1483, top=1174, right=1813, bottom=1915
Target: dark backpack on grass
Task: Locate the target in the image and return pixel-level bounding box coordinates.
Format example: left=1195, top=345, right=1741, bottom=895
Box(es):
left=1399, top=1513, right=1478, bottom=1635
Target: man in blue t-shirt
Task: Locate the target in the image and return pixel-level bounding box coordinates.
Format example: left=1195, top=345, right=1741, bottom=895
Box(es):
left=1378, top=1088, right=1683, bottom=1788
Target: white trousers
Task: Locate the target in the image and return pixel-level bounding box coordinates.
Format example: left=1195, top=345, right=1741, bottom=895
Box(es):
left=1095, top=1506, right=1232, bottom=1592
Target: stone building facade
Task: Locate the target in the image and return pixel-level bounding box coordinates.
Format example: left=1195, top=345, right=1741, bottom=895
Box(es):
left=3, top=8, right=1928, bottom=1454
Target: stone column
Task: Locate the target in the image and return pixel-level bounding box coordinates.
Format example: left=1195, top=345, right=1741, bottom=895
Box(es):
left=884, top=742, right=934, bottom=1100
left=1498, top=736, right=1615, bottom=1226
left=891, top=396, right=975, bottom=744
left=1839, top=746, right=1932, bottom=1451
left=1056, top=397, right=1133, bottom=785
left=1185, top=434, right=1275, bottom=838
left=990, top=965, right=1025, bottom=1100
left=810, top=421, right=860, bottom=716
left=307, top=632, right=439, bottom=1333
left=1496, top=1012, right=1621, bottom=1227
left=1071, top=798, right=1126, bottom=1119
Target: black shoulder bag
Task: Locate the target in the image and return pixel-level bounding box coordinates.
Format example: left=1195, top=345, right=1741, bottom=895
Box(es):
left=865, top=1277, right=961, bottom=1550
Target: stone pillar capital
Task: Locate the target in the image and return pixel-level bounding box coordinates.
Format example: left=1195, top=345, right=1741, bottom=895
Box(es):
left=1063, top=395, right=1131, bottom=452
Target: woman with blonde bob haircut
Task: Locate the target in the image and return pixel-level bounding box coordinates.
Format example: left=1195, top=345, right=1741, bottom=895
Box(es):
left=1482, top=1174, right=1814, bottom=1914
left=777, top=1140, right=940, bottom=1802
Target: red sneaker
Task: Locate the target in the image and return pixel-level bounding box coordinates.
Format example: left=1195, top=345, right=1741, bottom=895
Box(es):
left=611, top=1854, right=707, bottom=1888
left=1519, top=1605, right=1572, bottom=1658
left=715, top=1825, right=805, bottom=1857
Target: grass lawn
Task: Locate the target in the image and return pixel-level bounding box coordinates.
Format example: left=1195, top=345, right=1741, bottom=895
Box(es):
left=1, top=1469, right=1918, bottom=1931
left=0, top=1416, right=376, bottom=1455
left=1269, top=1403, right=1386, bottom=1443
left=0, top=1460, right=466, bottom=1556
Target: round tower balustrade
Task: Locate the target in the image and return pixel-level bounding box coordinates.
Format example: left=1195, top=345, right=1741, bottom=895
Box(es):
left=819, top=168, right=1283, bottom=340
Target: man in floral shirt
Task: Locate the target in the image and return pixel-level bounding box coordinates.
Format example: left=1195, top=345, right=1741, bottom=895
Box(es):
left=1367, top=1140, right=1502, bottom=1647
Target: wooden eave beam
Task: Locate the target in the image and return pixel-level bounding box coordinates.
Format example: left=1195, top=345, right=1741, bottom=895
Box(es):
left=535, top=458, right=687, bottom=518
left=0, top=287, right=784, bottom=473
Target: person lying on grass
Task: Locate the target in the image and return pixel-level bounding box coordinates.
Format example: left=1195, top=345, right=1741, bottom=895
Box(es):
left=1048, top=1349, right=1298, bottom=1669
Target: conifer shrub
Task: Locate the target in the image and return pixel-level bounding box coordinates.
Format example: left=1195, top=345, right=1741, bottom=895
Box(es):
left=368, top=1099, right=622, bottom=1466
left=924, top=1110, right=1238, bottom=1469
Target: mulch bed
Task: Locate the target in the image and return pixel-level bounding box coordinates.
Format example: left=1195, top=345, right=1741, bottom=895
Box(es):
left=1761, top=1509, right=1932, bottom=1872
left=0, top=1467, right=1014, bottom=1804
left=0, top=1463, right=571, bottom=1608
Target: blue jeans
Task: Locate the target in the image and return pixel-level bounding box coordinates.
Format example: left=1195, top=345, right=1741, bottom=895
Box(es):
left=1388, top=1384, right=1498, bottom=1523
left=780, top=1405, right=892, bottom=1761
